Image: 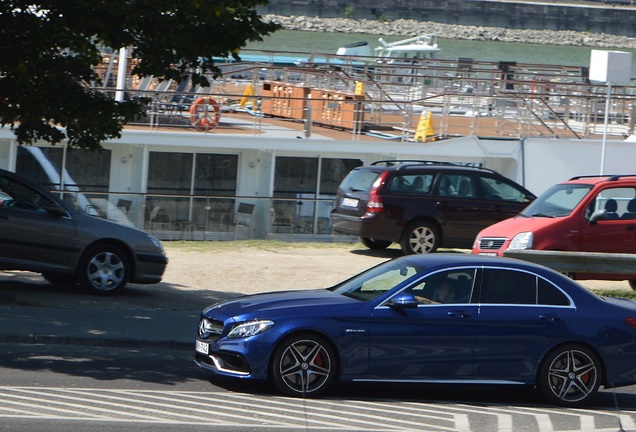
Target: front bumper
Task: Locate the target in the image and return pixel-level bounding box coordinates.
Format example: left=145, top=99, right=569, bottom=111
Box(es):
left=194, top=333, right=276, bottom=380
left=133, top=253, right=168, bottom=284
left=195, top=341, right=252, bottom=376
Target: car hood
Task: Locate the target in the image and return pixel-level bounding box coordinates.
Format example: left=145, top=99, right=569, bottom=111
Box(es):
left=478, top=215, right=563, bottom=237
left=73, top=212, right=164, bottom=254
left=203, top=289, right=364, bottom=318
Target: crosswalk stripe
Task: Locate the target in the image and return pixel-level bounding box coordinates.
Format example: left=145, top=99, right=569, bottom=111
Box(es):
left=0, top=386, right=634, bottom=432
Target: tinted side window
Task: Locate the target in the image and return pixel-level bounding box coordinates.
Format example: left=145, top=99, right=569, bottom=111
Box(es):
left=538, top=278, right=570, bottom=306
left=591, top=187, right=636, bottom=220
left=436, top=174, right=459, bottom=196
left=404, top=269, right=475, bottom=304
left=479, top=176, right=529, bottom=202
left=435, top=174, right=477, bottom=198
left=0, top=176, right=53, bottom=213
left=480, top=268, right=537, bottom=304
left=388, top=174, right=434, bottom=194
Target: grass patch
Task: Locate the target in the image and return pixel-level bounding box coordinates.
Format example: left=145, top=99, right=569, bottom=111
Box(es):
left=592, top=289, right=636, bottom=300
left=162, top=240, right=360, bottom=253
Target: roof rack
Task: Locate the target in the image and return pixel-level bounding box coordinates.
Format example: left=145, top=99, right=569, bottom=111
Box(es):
left=569, top=174, right=636, bottom=181
left=371, top=160, right=484, bottom=168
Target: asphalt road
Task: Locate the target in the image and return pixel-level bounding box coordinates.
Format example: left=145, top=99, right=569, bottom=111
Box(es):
left=1, top=246, right=636, bottom=432
left=2, top=343, right=636, bottom=432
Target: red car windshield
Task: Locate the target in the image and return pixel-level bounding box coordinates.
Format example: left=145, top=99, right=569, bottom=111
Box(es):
left=520, top=184, right=593, bottom=218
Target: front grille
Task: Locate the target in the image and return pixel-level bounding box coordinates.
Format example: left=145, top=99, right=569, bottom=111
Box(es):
left=478, top=237, right=506, bottom=250
left=199, top=318, right=224, bottom=339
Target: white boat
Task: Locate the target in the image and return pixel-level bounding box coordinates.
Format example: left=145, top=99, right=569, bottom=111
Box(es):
left=336, top=34, right=440, bottom=63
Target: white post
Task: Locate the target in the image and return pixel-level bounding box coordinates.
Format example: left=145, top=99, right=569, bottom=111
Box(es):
left=589, top=50, right=632, bottom=175
left=600, top=81, right=612, bottom=175
left=115, top=47, right=128, bottom=102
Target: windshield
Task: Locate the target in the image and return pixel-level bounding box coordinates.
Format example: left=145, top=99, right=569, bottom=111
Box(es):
left=520, top=183, right=593, bottom=218
left=330, top=258, right=426, bottom=301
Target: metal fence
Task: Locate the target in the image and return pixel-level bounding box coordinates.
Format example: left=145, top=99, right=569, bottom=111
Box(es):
left=54, top=190, right=344, bottom=242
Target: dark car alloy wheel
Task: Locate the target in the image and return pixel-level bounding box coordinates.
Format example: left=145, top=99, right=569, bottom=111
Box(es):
left=537, top=344, right=601, bottom=407
left=401, top=221, right=439, bottom=254
left=270, top=334, right=336, bottom=397
left=78, top=245, right=130, bottom=294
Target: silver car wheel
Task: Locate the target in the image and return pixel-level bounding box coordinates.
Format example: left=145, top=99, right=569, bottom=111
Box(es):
left=538, top=345, right=601, bottom=407
left=401, top=221, right=439, bottom=254
left=79, top=245, right=129, bottom=294
left=87, top=251, right=124, bottom=290
left=272, top=335, right=335, bottom=397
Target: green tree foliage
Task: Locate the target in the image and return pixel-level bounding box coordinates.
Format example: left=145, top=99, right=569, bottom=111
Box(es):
left=0, top=0, right=280, bottom=150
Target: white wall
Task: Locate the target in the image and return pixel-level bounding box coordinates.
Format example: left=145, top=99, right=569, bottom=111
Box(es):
left=522, top=138, right=636, bottom=195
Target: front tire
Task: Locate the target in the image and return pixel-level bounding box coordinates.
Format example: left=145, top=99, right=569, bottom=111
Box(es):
left=360, top=237, right=392, bottom=250
left=270, top=333, right=336, bottom=397
left=400, top=221, right=439, bottom=255
left=78, top=245, right=130, bottom=295
left=629, top=280, right=636, bottom=290
left=537, top=344, right=602, bottom=407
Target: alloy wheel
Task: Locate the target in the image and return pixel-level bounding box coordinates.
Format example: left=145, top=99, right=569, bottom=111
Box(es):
left=273, top=337, right=335, bottom=396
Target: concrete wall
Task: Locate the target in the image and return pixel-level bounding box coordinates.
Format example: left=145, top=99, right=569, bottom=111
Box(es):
left=259, top=0, right=636, bottom=37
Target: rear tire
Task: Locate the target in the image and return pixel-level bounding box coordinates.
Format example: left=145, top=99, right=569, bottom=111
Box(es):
left=629, top=280, right=636, bottom=290
left=400, top=221, right=439, bottom=255
left=360, top=237, right=392, bottom=250
left=78, top=245, right=129, bottom=295
left=537, top=344, right=601, bottom=407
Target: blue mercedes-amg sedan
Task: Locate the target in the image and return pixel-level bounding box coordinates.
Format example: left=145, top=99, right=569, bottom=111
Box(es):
left=195, top=253, right=636, bottom=407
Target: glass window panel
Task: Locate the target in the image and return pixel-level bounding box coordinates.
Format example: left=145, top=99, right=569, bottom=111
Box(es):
left=479, top=176, right=529, bottom=202
left=319, top=158, right=362, bottom=195
left=481, top=269, right=538, bottom=305
left=538, top=278, right=570, bottom=306
left=274, top=156, right=318, bottom=196
left=192, top=153, right=238, bottom=228
left=16, top=147, right=63, bottom=188
left=16, top=146, right=110, bottom=192
left=193, top=154, right=238, bottom=196
left=148, top=152, right=193, bottom=195
left=64, top=150, right=111, bottom=191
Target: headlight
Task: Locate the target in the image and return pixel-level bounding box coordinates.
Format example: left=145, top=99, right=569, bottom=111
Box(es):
left=508, top=232, right=533, bottom=250
left=147, top=234, right=165, bottom=252
left=227, top=320, right=275, bottom=339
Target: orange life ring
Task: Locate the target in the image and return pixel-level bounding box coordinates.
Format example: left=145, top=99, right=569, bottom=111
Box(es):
left=189, top=97, right=221, bottom=131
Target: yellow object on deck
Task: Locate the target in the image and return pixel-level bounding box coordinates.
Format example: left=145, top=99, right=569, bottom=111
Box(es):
left=414, top=110, right=435, bottom=142
left=239, top=83, right=256, bottom=108
left=354, top=81, right=365, bottom=96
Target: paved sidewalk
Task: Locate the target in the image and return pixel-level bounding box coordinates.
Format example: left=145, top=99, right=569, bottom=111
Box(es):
left=0, top=305, right=199, bottom=351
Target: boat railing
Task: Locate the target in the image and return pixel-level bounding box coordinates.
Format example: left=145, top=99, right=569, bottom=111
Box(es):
left=96, top=51, right=636, bottom=141
left=52, top=190, right=343, bottom=242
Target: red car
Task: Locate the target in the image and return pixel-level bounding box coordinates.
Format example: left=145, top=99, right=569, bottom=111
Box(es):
left=473, top=175, right=636, bottom=286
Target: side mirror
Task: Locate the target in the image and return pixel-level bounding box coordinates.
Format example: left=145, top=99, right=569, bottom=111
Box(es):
left=388, top=293, right=418, bottom=309
left=589, top=209, right=606, bottom=224
left=45, top=203, right=69, bottom=217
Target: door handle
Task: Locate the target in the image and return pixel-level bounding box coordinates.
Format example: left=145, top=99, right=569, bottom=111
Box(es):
left=539, top=314, right=561, bottom=322
left=448, top=310, right=471, bottom=318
